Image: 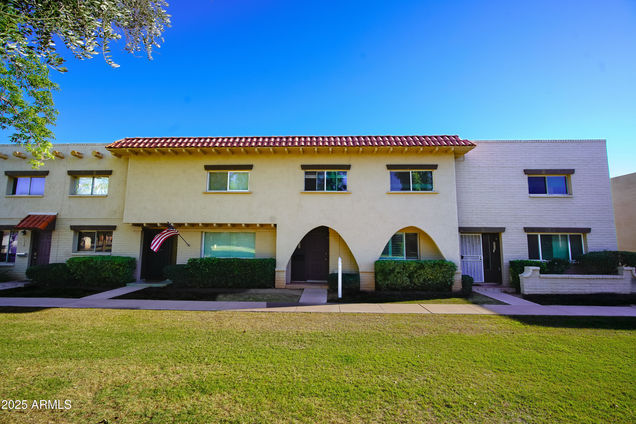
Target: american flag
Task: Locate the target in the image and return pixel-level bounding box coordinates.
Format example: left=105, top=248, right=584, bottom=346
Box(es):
left=150, top=226, right=179, bottom=252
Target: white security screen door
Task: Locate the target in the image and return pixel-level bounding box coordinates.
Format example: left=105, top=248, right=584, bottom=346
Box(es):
left=460, top=234, right=484, bottom=283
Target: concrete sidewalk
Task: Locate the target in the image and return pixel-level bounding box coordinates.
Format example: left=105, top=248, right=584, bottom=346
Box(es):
left=473, top=286, right=540, bottom=306
left=0, top=296, right=634, bottom=316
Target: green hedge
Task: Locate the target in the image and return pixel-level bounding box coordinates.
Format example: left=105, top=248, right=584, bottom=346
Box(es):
left=26, top=263, right=77, bottom=286
left=185, top=258, right=275, bottom=288
left=545, top=258, right=570, bottom=274
left=327, top=273, right=360, bottom=292
left=374, top=260, right=457, bottom=291
left=162, top=264, right=191, bottom=286
left=461, top=274, right=474, bottom=295
left=509, top=260, right=547, bottom=293
left=577, top=251, right=636, bottom=275
left=66, top=256, right=136, bottom=287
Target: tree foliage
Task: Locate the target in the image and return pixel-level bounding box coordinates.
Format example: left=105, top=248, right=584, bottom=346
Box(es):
left=0, top=0, right=170, bottom=166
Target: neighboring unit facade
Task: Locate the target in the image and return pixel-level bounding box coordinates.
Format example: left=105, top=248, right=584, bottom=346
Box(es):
left=0, top=136, right=618, bottom=289
left=611, top=171, right=636, bottom=252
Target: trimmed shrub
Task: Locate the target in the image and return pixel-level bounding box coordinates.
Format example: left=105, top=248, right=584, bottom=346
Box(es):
left=162, top=264, right=191, bottom=286
left=0, top=269, right=12, bottom=282
left=545, top=258, right=570, bottom=274
left=26, top=263, right=77, bottom=286
left=66, top=256, right=136, bottom=287
left=375, top=260, right=457, bottom=291
left=461, top=274, right=474, bottom=295
left=186, top=258, right=275, bottom=288
left=509, top=260, right=547, bottom=293
left=327, top=273, right=360, bottom=292
left=577, top=251, right=636, bottom=275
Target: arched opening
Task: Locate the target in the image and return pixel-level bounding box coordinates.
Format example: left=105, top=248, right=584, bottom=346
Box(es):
left=379, top=226, right=444, bottom=260
left=289, top=226, right=359, bottom=283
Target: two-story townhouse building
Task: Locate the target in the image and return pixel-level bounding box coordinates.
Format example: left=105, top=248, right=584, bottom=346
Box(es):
left=0, top=136, right=617, bottom=290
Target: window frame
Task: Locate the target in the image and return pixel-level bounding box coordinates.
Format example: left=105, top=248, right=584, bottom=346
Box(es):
left=11, top=176, right=45, bottom=196
left=389, top=170, right=434, bottom=192
left=526, top=233, right=584, bottom=261
left=303, top=170, right=348, bottom=192
left=206, top=171, right=250, bottom=192
left=71, top=175, right=109, bottom=196
left=201, top=232, right=256, bottom=258
left=527, top=175, right=571, bottom=196
left=74, top=230, right=113, bottom=253
left=380, top=232, right=419, bottom=260
left=0, top=230, right=18, bottom=264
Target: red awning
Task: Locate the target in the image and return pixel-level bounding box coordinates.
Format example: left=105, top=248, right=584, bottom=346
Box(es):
left=15, top=214, right=56, bottom=231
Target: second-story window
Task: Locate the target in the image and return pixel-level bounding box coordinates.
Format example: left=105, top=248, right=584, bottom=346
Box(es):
left=204, top=165, right=253, bottom=193
left=386, top=165, right=437, bottom=192
left=11, top=176, right=45, bottom=195
left=72, top=176, right=109, bottom=195
left=524, top=169, right=574, bottom=196
left=304, top=171, right=348, bottom=191
left=528, top=176, right=569, bottom=195
left=68, top=170, right=112, bottom=196
left=390, top=170, right=433, bottom=191
left=208, top=171, right=249, bottom=191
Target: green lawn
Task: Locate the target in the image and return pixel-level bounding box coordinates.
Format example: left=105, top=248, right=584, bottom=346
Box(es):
left=329, top=291, right=505, bottom=304
left=0, top=309, right=634, bottom=423
left=116, top=287, right=303, bottom=303
left=0, top=285, right=107, bottom=298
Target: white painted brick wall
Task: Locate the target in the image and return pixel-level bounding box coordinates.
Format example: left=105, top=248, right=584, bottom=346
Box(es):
left=456, top=140, right=617, bottom=285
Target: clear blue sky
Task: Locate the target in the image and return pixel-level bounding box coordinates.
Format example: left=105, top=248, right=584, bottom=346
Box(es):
left=11, top=0, right=636, bottom=176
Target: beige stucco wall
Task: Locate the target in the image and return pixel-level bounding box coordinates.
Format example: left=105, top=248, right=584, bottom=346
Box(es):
left=328, top=228, right=358, bottom=274
left=1, top=144, right=461, bottom=286
left=0, top=144, right=129, bottom=279
left=456, top=140, right=617, bottom=285
left=121, top=151, right=462, bottom=283
left=611, top=172, right=636, bottom=252
left=0, top=144, right=127, bottom=220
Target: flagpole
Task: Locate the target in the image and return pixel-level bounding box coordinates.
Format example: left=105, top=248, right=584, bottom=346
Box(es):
left=168, top=222, right=191, bottom=247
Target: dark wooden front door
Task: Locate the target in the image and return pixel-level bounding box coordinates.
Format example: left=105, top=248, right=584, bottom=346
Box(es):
left=30, top=231, right=52, bottom=266
left=291, top=226, right=329, bottom=282
left=141, top=229, right=177, bottom=280
left=481, top=233, right=502, bottom=283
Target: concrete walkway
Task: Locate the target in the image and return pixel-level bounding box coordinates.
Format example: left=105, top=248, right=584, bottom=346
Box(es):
left=473, top=286, right=540, bottom=306
left=0, top=281, right=28, bottom=291
left=299, top=288, right=327, bottom=304
left=0, top=285, right=634, bottom=316
left=79, top=285, right=146, bottom=300
left=0, top=296, right=634, bottom=316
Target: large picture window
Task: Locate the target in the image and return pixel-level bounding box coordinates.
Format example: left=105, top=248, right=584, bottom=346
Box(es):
left=72, top=176, right=109, bottom=195
left=380, top=232, right=419, bottom=259
left=76, top=231, right=113, bottom=253
left=207, top=171, right=249, bottom=192
left=304, top=171, right=347, bottom=191
left=527, top=234, right=583, bottom=261
left=203, top=232, right=255, bottom=258
left=11, top=177, right=45, bottom=195
left=390, top=171, right=433, bottom=192
left=0, top=230, right=18, bottom=263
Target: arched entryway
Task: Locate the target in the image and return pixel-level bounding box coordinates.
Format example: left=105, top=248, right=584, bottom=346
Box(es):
left=289, top=226, right=359, bottom=283
left=291, top=226, right=329, bottom=282
left=379, top=226, right=444, bottom=260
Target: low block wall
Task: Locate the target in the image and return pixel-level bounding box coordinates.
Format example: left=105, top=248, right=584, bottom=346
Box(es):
left=520, top=266, right=635, bottom=295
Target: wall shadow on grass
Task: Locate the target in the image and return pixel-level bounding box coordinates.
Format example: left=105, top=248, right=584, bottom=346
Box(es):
left=0, top=307, right=50, bottom=314
left=508, top=315, right=636, bottom=330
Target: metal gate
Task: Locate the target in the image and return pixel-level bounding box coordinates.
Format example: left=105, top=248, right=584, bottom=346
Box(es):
left=460, top=234, right=484, bottom=283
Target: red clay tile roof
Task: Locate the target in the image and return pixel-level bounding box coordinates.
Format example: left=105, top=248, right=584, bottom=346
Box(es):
left=106, top=135, right=473, bottom=149
left=15, top=214, right=56, bottom=231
